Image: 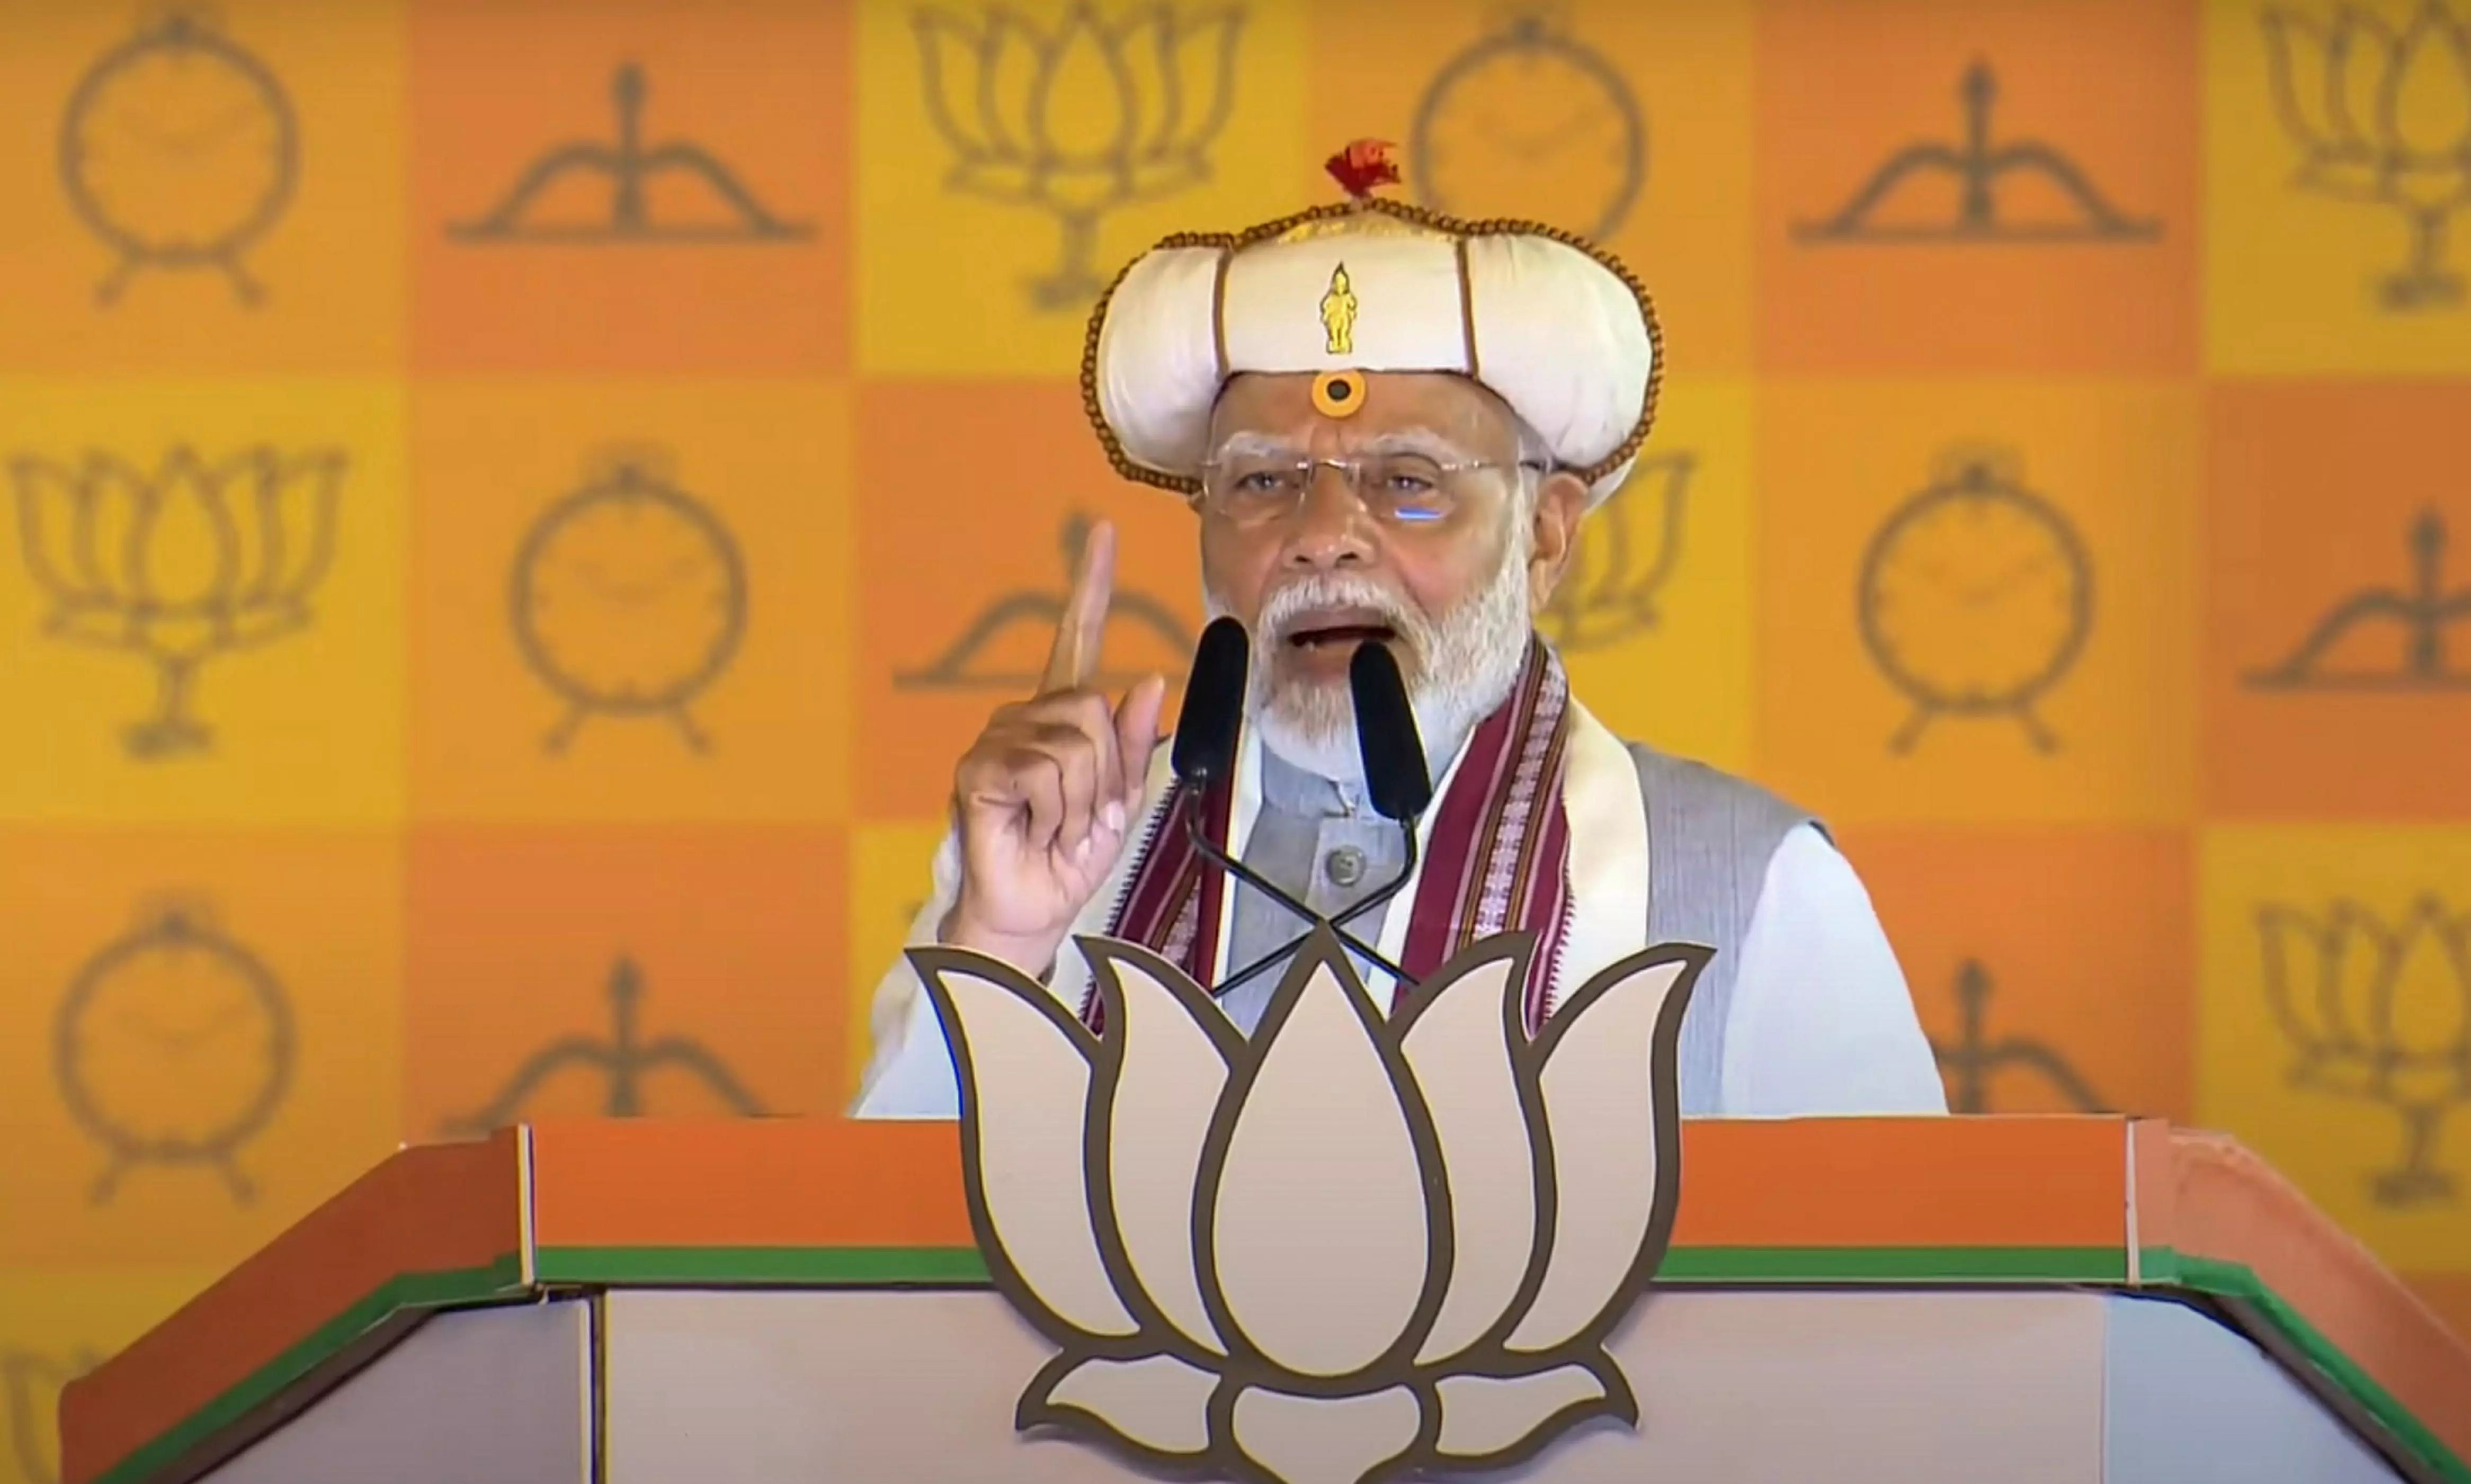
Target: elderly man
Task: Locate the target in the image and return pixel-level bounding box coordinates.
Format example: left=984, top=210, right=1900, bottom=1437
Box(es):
left=852, top=168, right=1946, bottom=1121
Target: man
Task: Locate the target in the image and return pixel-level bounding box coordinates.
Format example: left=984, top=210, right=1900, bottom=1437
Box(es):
left=852, top=165, right=1947, bottom=1120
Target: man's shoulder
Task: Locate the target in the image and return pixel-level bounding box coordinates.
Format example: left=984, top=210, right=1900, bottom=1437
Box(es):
left=1607, top=736, right=1828, bottom=849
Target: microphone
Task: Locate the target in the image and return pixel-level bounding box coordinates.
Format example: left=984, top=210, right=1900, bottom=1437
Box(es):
left=1348, top=639, right=1434, bottom=822
left=1201, top=636, right=1430, bottom=1002
left=1171, top=616, right=1248, bottom=786
left=1316, top=640, right=1426, bottom=939
left=1166, top=620, right=1407, bottom=990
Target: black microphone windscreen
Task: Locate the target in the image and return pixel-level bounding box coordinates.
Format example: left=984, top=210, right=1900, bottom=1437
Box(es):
left=1350, top=642, right=1432, bottom=821
left=1171, top=616, right=1249, bottom=784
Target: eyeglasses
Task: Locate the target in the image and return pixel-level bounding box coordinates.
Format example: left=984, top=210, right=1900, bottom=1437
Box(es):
left=1194, top=452, right=1544, bottom=526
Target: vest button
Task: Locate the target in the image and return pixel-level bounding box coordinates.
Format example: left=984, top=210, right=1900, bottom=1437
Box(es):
left=1325, top=846, right=1366, bottom=888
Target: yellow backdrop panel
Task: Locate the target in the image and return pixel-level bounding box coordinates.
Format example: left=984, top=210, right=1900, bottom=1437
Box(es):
left=407, top=379, right=854, bottom=824
left=2199, top=824, right=2471, bottom=1273
left=857, top=0, right=1310, bottom=375
left=1557, top=377, right=1755, bottom=775
left=0, top=378, right=407, bottom=826
left=2202, top=0, right=2471, bottom=375
left=0, top=1268, right=218, bottom=1484
left=1307, top=0, right=1758, bottom=374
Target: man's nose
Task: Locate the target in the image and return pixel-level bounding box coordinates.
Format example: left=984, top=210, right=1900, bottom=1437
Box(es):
left=1281, top=464, right=1376, bottom=568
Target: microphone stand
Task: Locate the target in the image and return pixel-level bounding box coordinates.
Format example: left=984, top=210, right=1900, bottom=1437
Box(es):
left=1184, top=808, right=1421, bottom=1000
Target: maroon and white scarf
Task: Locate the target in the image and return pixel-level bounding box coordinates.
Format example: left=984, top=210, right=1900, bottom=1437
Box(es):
left=1085, top=639, right=1578, bottom=1034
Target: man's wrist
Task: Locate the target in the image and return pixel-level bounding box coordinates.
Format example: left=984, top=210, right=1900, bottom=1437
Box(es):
left=936, top=904, right=1062, bottom=982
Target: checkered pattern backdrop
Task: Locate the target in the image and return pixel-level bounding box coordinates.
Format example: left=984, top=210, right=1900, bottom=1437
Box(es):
left=4, top=0, right=2469, bottom=1474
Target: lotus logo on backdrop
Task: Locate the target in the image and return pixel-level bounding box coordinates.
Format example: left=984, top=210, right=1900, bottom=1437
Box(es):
left=2262, top=0, right=2471, bottom=310
left=2258, top=895, right=2471, bottom=1209
left=908, top=927, right=1705, bottom=1484
left=11, top=446, right=343, bottom=759
left=911, top=2, right=1245, bottom=310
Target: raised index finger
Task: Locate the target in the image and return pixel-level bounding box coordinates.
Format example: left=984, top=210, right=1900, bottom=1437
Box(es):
left=1039, top=517, right=1116, bottom=695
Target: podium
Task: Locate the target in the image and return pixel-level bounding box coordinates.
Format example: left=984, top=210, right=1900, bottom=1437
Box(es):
left=59, top=1116, right=2471, bottom=1484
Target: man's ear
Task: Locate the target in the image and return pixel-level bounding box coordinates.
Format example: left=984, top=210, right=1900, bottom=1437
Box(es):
left=1524, top=471, right=1591, bottom=614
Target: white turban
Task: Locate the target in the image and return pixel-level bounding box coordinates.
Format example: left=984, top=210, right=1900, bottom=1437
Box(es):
left=1081, top=199, right=1661, bottom=509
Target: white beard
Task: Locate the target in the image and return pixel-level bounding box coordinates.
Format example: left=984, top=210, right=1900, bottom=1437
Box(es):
left=1203, top=535, right=1535, bottom=792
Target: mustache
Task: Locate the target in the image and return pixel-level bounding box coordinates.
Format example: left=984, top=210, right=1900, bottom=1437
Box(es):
left=1253, top=573, right=1434, bottom=658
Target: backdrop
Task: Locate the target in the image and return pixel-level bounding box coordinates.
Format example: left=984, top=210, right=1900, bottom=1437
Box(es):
left=4, top=0, right=2470, bottom=1476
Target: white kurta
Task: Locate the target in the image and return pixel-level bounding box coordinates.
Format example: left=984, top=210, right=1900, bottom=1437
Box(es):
left=849, top=813, right=1948, bottom=1122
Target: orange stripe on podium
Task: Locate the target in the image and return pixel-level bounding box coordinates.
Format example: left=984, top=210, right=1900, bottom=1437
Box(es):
left=1672, top=1116, right=2128, bottom=1248
left=60, top=1133, right=528, bottom=1484
left=519, top=1115, right=2130, bottom=1254
left=528, top=1116, right=974, bottom=1249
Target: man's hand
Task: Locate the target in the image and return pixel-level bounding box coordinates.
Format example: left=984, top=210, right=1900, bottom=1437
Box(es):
left=941, top=520, right=1169, bottom=975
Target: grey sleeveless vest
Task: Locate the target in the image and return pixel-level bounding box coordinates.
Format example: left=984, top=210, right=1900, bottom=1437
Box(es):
left=1218, top=741, right=1817, bottom=1115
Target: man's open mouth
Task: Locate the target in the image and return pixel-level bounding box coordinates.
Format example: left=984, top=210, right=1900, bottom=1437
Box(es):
left=1284, top=612, right=1400, bottom=651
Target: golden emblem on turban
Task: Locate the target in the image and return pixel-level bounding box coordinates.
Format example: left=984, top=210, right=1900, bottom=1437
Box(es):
left=1319, top=261, right=1357, bottom=354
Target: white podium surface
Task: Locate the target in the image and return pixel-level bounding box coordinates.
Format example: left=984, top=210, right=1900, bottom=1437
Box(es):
left=189, top=1286, right=2402, bottom=1484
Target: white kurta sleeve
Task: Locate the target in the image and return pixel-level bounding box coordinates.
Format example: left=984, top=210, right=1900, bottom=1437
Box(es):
left=1715, top=824, right=1949, bottom=1118
left=845, top=828, right=967, bottom=1119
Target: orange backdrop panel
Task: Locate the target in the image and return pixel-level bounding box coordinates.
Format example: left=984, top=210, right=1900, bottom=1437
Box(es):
left=1754, top=0, right=2200, bottom=374
left=855, top=381, right=1204, bottom=819
left=0, top=1, right=408, bottom=374
left=2204, top=381, right=2471, bottom=820
left=1843, top=826, right=2197, bottom=1123
left=1755, top=379, right=2201, bottom=826
left=408, top=0, right=850, bottom=373
left=0, top=830, right=401, bottom=1271
left=403, top=826, right=846, bottom=1136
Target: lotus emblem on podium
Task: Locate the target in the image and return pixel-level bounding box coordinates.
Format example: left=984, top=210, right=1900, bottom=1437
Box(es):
left=11, top=446, right=342, bottom=758
left=909, top=928, right=1704, bottom=1484
left=2262, top=0, right=2471, bottom=309
left=912, top=2, right=1244, bottom=310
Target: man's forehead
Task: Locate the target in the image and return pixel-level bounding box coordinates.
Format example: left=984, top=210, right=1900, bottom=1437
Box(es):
left=1208, top=370, right=1512, bottom=443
